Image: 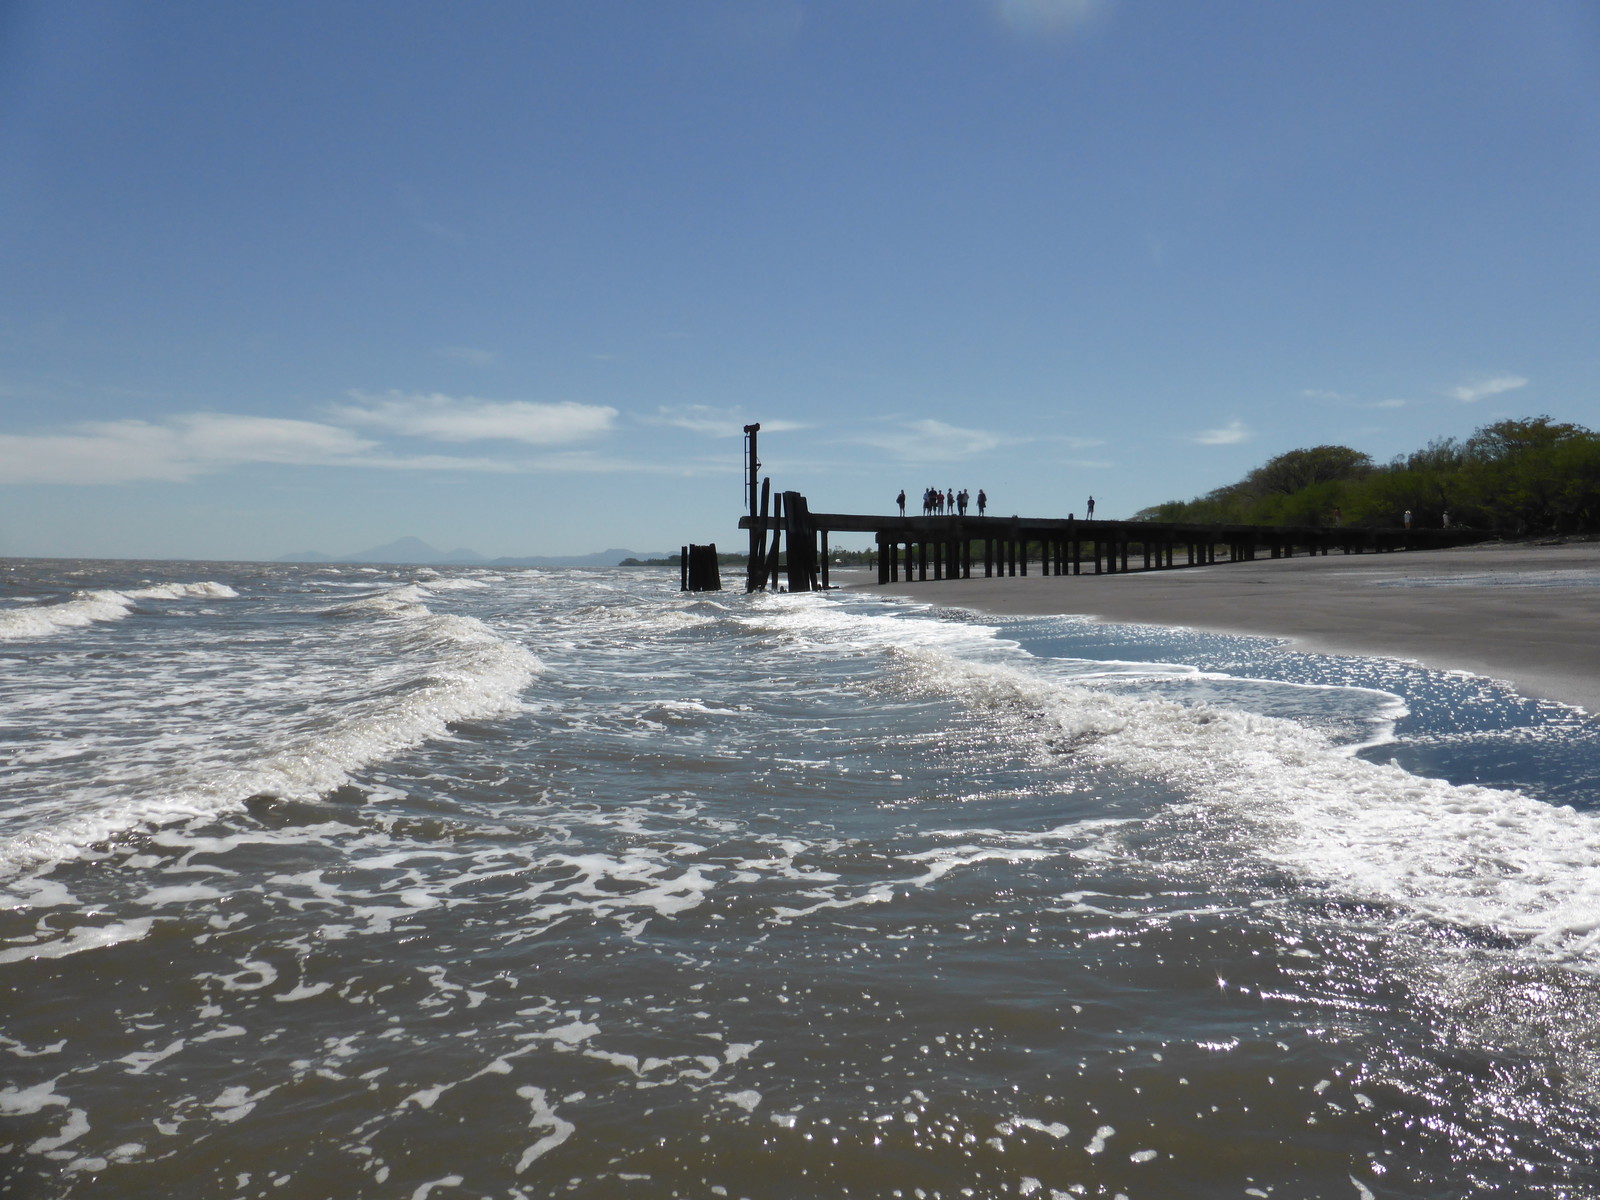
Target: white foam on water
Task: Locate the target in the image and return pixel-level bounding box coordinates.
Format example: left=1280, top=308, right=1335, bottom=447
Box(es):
left=125, top=581, right=240, bottom=601
left=0, top=589, right=542, bottom=878
left=891, top=639, right=1600, bottom=972
left=0, top=1079, right=69, bottom=1116
left=0, top=919, right=155, bottom=964
left=0, top=591, right=134, bottom=639
left=0, top=581, right=239, bottom=641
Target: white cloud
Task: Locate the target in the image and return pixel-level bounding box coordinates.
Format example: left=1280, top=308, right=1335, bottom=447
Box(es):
left=334, top=392, right=617, bottom=444
left=0, top=415, right=380, bottom=484
left=644, top=405, right=805, bottom=439
left=996, top=0, right=1112, bottom=37
left=1190, top=420, right=1250, bottom=446
left=1302, top=388, right=1351, bottom=403
left=1448, top=374, right=1528, bottom=403
left=857, top=419, right=1013, bottom=462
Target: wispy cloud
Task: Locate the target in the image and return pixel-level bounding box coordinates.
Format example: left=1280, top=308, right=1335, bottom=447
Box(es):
left=995, top=0, right=1113, bottom=38
left=334, top=392, right=617, bottom=444
left=1448, top=374, right=1528, bottom=403
left=438, top=346, right=499, bottom=368
left=643, top=405, right=804, bottom=439
left=1190, top=420, right=1250, bottom=446
left=0, top=415, right=389, bottom=484
left=856, top=419, right=1013, bottom=462
left=1302, top=388, right=1352, bottom=404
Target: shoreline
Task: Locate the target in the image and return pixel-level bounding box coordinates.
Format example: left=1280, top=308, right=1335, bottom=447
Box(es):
left=853, top=540, right=1600, bottom=716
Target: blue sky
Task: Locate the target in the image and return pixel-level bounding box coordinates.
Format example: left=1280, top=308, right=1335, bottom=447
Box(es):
left=3, top=0, right=1598, bottom=560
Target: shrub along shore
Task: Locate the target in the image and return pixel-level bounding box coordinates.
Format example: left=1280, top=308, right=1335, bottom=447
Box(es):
left=1135, top=417, right=1600, bottom=536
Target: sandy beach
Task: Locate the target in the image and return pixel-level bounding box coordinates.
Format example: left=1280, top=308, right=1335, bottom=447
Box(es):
left=863, top=540, right=1600, bottom=716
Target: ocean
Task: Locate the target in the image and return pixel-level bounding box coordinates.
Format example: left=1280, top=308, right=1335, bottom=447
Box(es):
left=4, top=558, right=1600, bottom=1199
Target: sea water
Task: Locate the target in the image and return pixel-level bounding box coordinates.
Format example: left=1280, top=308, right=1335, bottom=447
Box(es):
left=3, top=558, right=1600, bottom=1199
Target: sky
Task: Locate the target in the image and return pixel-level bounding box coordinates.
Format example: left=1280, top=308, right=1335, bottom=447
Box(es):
left=3, top=0, right=1599, bottom=561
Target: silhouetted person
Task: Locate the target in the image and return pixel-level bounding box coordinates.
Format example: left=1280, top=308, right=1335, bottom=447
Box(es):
left=897, top=489, right=906, bottom=516
left=977, top=489, right=987, bottom=516
left=1086, top=496, right=1096, bottom=519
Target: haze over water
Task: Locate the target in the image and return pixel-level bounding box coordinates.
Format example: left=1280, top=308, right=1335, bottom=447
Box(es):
left=4, top=559, right=1600, bottom=1199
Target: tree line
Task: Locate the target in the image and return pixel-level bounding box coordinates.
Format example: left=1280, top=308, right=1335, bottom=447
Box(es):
left=1133, top=417, right=1600, bottom=536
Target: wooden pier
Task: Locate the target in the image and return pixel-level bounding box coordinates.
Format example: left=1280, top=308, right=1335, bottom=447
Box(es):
left=730, top=428, right=1489, bottom=593
left=737, top=505, right=1491, bottom=592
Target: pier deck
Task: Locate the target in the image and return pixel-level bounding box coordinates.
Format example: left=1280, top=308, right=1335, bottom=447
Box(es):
left=737, top=508, right=1490, bottom=591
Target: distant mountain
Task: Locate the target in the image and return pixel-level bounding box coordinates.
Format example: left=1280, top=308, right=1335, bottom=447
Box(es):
left=277, top=538, right=673, bottom=567
left=349, top=536, right=491, bottom=564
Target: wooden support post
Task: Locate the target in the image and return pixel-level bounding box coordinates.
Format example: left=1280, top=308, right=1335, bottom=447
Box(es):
left=683, top=544, right=721, bottom=592
left=782, top=492, right=816, bottom=592
left=765, top=493, right=783, bottom=589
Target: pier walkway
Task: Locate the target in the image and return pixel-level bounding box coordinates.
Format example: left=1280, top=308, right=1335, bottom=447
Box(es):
left=736, top=499, right=1490, bottom=592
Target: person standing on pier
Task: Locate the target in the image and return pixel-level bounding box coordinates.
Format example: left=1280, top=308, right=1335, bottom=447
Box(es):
left=957, top=488, right=969, bottom=516
left=897, top=489, right=906, bottom=516
left=977, top=489, right=987, bottom=516
left=1087, top=496, right=1096, bottom=519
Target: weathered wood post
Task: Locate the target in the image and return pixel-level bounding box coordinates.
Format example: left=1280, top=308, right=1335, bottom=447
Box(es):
left=683, top=544, right=722, bottom=591
left=783, top=491, right=819, bottom=592
left=747, top=477, right=772, bottom=592
left=764, top=492, right=784, bottom=589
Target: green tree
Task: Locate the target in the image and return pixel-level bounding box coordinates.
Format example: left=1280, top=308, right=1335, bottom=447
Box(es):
left=1244, top=445, right=1372, bottom=497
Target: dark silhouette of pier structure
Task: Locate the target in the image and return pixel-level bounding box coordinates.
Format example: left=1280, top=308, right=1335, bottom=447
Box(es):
left=729, top=423, right=1490, bottom=594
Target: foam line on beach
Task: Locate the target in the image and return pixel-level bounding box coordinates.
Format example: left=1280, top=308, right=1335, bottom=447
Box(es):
left=0, top=588, right=541, bottom=878
left=892, top=641, right=1600, bottom=972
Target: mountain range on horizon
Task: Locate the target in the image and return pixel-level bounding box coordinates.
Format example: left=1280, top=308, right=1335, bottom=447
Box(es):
left=276, top=536, right=675, bottom=568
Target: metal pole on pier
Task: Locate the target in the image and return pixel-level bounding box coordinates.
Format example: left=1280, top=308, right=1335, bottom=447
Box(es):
left=743, top=423, right=762, bottom=592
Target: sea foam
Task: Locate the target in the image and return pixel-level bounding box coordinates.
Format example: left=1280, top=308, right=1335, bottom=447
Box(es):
left=0, top=582, right=238, bottom=641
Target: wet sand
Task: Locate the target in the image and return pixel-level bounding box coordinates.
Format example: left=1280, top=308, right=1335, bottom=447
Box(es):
left=862, top=541, right=1600, bottom=716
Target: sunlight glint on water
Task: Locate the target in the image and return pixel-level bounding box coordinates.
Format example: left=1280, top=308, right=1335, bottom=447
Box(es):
left=2, top=558, right=1599, bottom=1198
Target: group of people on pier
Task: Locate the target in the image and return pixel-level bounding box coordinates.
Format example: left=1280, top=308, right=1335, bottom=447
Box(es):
left=898, top=487, right=988, bottom=518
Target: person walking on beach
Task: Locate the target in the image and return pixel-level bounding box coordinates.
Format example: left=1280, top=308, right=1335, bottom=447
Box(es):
left=1086, top=496, right=1096, bottom=519
left=897, top=489, right=906, bottom=517
left=977, top=489, right=987, bottom=516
